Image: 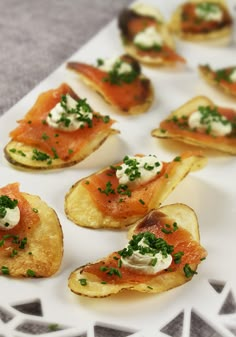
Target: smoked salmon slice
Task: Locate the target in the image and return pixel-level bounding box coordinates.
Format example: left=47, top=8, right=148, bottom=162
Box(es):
left=67, top=54, right=153, bottom=114
left=4, top=83, right=118, bottom=170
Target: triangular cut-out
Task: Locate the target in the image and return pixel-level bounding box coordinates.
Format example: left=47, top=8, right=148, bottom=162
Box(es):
left=94, top=325, right=135, bottom=337
left=227, top=326, right=236, bottom=336
left=209, top=280, right=226, bottom=294
left=13, top=299, right=43, bottom=316
left=0, top=306, right=14, bottom=323
left=190, top=311, right=224, bottom=337
left=219, top=291, right=236, bottom=314
left=16, top=320, right=64, bottom=334
left=160, top=311, right=184, bottom=337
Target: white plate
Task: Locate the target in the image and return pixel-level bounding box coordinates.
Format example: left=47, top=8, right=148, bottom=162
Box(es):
left=0, top=1, right=236, bottom=336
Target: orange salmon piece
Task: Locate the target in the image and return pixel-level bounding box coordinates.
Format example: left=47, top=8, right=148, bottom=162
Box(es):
left=67, top=62, right=151, bottom=112
left=9, top=83, right=115, bottom=161
left=83, top=152, right=200, bottom=219
left=0, top=183, right=40, bottom=250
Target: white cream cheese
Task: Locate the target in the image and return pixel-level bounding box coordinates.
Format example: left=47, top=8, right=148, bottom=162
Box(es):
left=98, top=57, right=133, bottom=74
left=229, top=68, right=236, bottom=82
left=133, top=26, right=163, bottom=49
left=46, top=94, right=93, bottom=131
left=0, top=205, right=20, bottom=230
left=121, top=238, right=172, bottom=274
left=116, top=155, right=163, bottom=187
left=195, top=3, right=223, bottom=22
left=188, top=109, right=232, bottom=136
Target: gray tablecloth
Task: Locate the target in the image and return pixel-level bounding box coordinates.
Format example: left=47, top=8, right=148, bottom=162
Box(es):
left=0, top=0, right=131, bottom=116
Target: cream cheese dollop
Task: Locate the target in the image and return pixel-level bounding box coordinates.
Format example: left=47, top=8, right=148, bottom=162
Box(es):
left=195, top=3, right=223, bottom=22
left=98, top=56, right=133, bottom=74
left=116, top=155, right=163, bottom=187
left=46, top=94, right=93, bottom=131
left=0, top=196, right=20, bottom=230
left=133, top=26, right=163, bottom=49
left=120, top=237, right=172, bottom=274
left=188, top=109, right=232, bottom=136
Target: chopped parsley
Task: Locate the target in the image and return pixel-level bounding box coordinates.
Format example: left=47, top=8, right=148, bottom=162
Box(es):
left=174, top=156, right=181, bottom=162
left=32, top=148, right=51, bottom=161
left=135, top=43, right=162, bottom=52
left=119, top=231, right=174, bottom=260
left=215, top=68, right=233, bottom=83
left=102, top=59, right=139, bottom=85
left=173, top=251, right=184, bottom=264
left=9, top=148, right=26, bottom=157
left=161, top=222, right=178, bottom=234
left=98, top=181, right=115, bottom=196
left=58, top=95, right=93, bottom=128
left=27, top=269, right=36, bottom=277
left=48, top=324, right=59, bottom=331
left=183, top=263, right=197, bottom=278
left=1, top=266, right=9, bottom=275
left=0, top=195, right=18, bottom=219
left=102, top=115, right=110, bottom=123
left=139, top=199, right=145, bottom=205
left=0, top=235, right=28, bottom=253
left=79, top=278, right=87, bottom=286
left=41, top=132, right=49, bottom=140
left=100, top=266, right=122, bottom=278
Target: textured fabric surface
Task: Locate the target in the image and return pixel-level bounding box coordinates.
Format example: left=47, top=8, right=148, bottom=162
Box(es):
left=0, top=0, right=132, bottom=115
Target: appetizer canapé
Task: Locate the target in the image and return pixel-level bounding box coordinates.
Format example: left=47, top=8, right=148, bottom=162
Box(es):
left=68, top=203, right=207, bottom=297
left=65, top=151, right=206, bottom=229
left=4, top=83, right=118, bottom=170
left=169, top=0, right=233, bottom=44
left=67, top=54, right=153, bottom=114
left=0, top=183, right=63, bottom=277
left=152, top=96, right=236, bottom=154
left=199, top=64, right=236, bottom=98
left=118, top=3, right=186, bottom=66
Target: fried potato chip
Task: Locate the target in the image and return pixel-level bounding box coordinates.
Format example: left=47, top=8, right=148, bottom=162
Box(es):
left=65, top=151, right=206, bottom=229
left=168, top=0, right=233, bottom=45
left=0, top=184, right=63, bottom=277
left=152, top=96, right=236, bottom=154
left=68, top=203, right=207, bottom=297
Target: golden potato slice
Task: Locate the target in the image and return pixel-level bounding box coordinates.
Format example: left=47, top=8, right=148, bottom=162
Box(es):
left=65, top=151, right=206, bottom=229
left=4, top=83, right=118, bottom=170
left=68, top=203, right=206, bottom=298
left=199, top=64, right=236, bottom=98
left=118, top=3, right=185, bottom=66
left=151, top=96, right=236, bottom=155
left=0, top=192, right=63, bottom=278
left=168, top=0, right=233, bottom=45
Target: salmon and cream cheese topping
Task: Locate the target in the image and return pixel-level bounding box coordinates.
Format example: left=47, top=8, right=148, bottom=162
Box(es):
left=188, top=106, right=232, bottom=136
